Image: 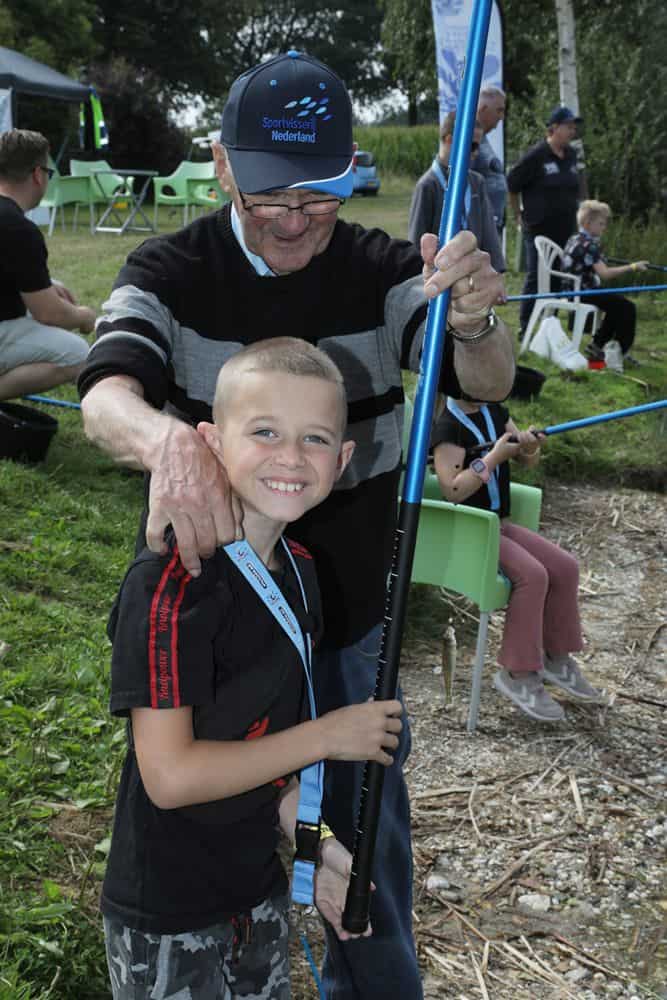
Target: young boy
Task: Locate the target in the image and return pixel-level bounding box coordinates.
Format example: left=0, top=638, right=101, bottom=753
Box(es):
left=561, top=199, right=648, bottom=370
left=102, top=337, right=403, bottom=999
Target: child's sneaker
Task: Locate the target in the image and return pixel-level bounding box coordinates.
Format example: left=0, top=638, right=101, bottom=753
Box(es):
left=493, top=669, right=565, bottom=722
left=603, top=340, right=624, bottom=373
left=542, top=654, right=602, bottom=702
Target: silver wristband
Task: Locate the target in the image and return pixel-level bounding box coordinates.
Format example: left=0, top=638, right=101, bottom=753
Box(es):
left=449, top=309, right=499, bottom=344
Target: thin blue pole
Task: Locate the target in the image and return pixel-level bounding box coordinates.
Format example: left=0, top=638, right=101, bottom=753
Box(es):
left=23, top=394, right=82, bottom=410
left=467, top=399, right=667, bottom=454
left=342, top=0, right=494, bottom=935
left=543, top=399, right=667, bottom=435
left=404, top=1, right=493, bottom=501
left=506, top=283, right=667, bottom=303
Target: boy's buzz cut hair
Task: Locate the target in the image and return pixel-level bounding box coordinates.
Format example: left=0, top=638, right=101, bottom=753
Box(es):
left=577, top=199, right=611, bottom=228
left=0, top=129, right=50, bottom=182
left=213, top=337, right=348, bottom=432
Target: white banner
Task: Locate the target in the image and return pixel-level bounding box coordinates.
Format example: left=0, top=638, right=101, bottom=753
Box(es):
left=431, top=0, right=504, bottom=164
left=0, top=88, right=13, bottom=134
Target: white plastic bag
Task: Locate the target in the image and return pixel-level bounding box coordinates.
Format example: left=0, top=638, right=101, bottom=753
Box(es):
left=603, top=340, right=623, bottom=373
left=530, top=316, right=588, bottom=371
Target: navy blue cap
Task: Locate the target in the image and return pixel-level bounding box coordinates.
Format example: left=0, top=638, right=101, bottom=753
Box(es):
left=220, top=51, right=354, bottom=197
left=547, top=106, right=582, bottom=126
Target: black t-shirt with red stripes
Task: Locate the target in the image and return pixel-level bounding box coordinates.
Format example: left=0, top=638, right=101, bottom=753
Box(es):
left=101, top=535, right=322, bottom=934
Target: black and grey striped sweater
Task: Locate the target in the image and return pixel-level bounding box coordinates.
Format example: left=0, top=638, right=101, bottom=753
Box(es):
left=80, top=204, right=462, bottom=647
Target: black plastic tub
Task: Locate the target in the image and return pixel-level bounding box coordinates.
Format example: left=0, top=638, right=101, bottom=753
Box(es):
left=510, top=365, right=546, bottom=401
left=0, top=402, right=58, bottom=463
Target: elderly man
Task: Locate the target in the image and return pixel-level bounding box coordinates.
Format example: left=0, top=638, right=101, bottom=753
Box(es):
left=0, top=130, right=94, bottom=400
left=79, top=51, right=513, bottom=1000
left=472, top=86, right=507, bottom=233
left=507, top=106, right=581, bottom=333
left=408, top=110, right=505, bottom=273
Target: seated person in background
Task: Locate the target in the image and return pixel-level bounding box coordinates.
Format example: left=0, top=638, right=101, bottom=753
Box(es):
left=408, top=111, right=506, bottom=275
left=0, top=129, right=94, bottom=401
left=432, top=394, right=602, bottom=723
left=102, top=337, right=403, bottom=1000
left=561, top=199, right=647, bottom=370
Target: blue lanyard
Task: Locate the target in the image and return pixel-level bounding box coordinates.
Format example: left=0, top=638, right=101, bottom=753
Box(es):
left=432, top=158, right=471, bottom=228
left=224, top=537, right=322, bottom=905
left=446, top=398, right=501, bottom=510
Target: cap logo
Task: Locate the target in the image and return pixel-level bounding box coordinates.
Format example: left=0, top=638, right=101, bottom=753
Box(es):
left=261, top=88, right=333, bottom=147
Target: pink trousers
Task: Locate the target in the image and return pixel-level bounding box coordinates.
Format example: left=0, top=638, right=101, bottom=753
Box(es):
left=498, top=521, right=583, bottom=674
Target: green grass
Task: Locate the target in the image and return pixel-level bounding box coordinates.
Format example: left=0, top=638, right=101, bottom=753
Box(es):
left=1, top=182, right=665, bottom=997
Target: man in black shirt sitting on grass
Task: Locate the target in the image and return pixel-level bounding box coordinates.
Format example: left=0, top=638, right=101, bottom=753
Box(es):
left=0, top=129, right=94, bottom=401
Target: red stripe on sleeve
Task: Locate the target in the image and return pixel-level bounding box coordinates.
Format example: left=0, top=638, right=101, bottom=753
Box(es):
left=168, top=568, right=192, bottom=710
left=148, top=550, right=180, bottom=708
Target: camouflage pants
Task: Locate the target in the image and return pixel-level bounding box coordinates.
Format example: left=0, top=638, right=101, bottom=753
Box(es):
left=103, top=895, right=290, bottom=999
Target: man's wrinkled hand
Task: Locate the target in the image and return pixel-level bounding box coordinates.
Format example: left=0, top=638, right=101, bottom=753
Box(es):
left=421, top=230, right=506, bottom=333
left=145, top=420, right=243, bottom=576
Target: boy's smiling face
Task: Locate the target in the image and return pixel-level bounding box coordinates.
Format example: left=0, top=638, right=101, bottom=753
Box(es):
left=209, top=370, right=354, bottom=525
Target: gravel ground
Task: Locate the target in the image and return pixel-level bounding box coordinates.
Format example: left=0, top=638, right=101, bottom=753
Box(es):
left=290, top=483, right=667, bottom=999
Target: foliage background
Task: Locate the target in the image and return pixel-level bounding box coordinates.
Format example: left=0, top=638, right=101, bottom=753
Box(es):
left=0, top=0, right=666, bottom=213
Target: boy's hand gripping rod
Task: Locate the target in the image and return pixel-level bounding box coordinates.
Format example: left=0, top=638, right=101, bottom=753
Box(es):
left=467, top=399, right=667, bottom=456
left=342, top=0, right=494, bottom=935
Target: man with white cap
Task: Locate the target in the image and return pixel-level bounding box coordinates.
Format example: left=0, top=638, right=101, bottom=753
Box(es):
left=80, top=51, right=513, bottom=999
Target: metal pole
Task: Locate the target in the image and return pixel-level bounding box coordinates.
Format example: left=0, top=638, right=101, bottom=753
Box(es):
left=342, top=0, right=494, bottom=935
left=23, top=395, right=82, bottom=411
left=542, top=399, right=667, bottom=435
left=506, top=283, right=667, bottom=303
left=467, top=399, right=667, bottom=455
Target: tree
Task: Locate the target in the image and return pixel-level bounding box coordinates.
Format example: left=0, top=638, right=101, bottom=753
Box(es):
left=379, top=0, right=436, bottom=125
left=84, top=57, right=186, bottom=174
left=0, top=0, right=97, bottom=75
left=90, top=0, right=387, bottom=110
left=554, top=0, right=587, bottom=197
left=205, top=1, right=386, bottom=104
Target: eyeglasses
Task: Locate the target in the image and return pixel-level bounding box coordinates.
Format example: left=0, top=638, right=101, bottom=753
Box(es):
left=38, top=165, right=55, bottom=180
left=239, top=192, right=344, bottom=220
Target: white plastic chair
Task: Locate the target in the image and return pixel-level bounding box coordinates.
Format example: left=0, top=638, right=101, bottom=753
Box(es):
left=520, top=236, right=599, bottom=355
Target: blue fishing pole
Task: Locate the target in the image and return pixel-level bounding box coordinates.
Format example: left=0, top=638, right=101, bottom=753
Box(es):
left=23, top=394, right=82, bottom=410
left=506, top=283, right=667, bottom=303
left=342, top=0, right=494, bottom=934
left=468, top=399, right=667, bottom=455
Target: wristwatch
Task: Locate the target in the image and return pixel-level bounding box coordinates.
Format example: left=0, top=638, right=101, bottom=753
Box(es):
left=470, top=457, right=491, bottom=483
left=449, top=309, right=499, bottom=343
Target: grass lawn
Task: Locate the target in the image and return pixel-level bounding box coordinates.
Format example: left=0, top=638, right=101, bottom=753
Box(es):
left=0, top=182, right=665, bottom=998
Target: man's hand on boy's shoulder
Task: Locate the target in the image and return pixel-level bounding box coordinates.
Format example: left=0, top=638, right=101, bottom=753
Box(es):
left=315, top=837, right=373, bottom=941
left=145, top=419, right=244, bottom=578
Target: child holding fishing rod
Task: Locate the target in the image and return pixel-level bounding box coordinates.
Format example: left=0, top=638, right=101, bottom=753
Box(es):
left=432, top=395, right=602, bottom=722
left=561, top=200, right=648, bottom=371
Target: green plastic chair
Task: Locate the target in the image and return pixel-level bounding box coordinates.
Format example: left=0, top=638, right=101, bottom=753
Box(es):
left=185, top=176, right=229, bottom=217
left=40, top=157, right=96, bottom=236
left=401, top=398, right=542, bottom=731
left=69, top=159, right=134, bottom=208
left=153, top=161, right=216, bottom=228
